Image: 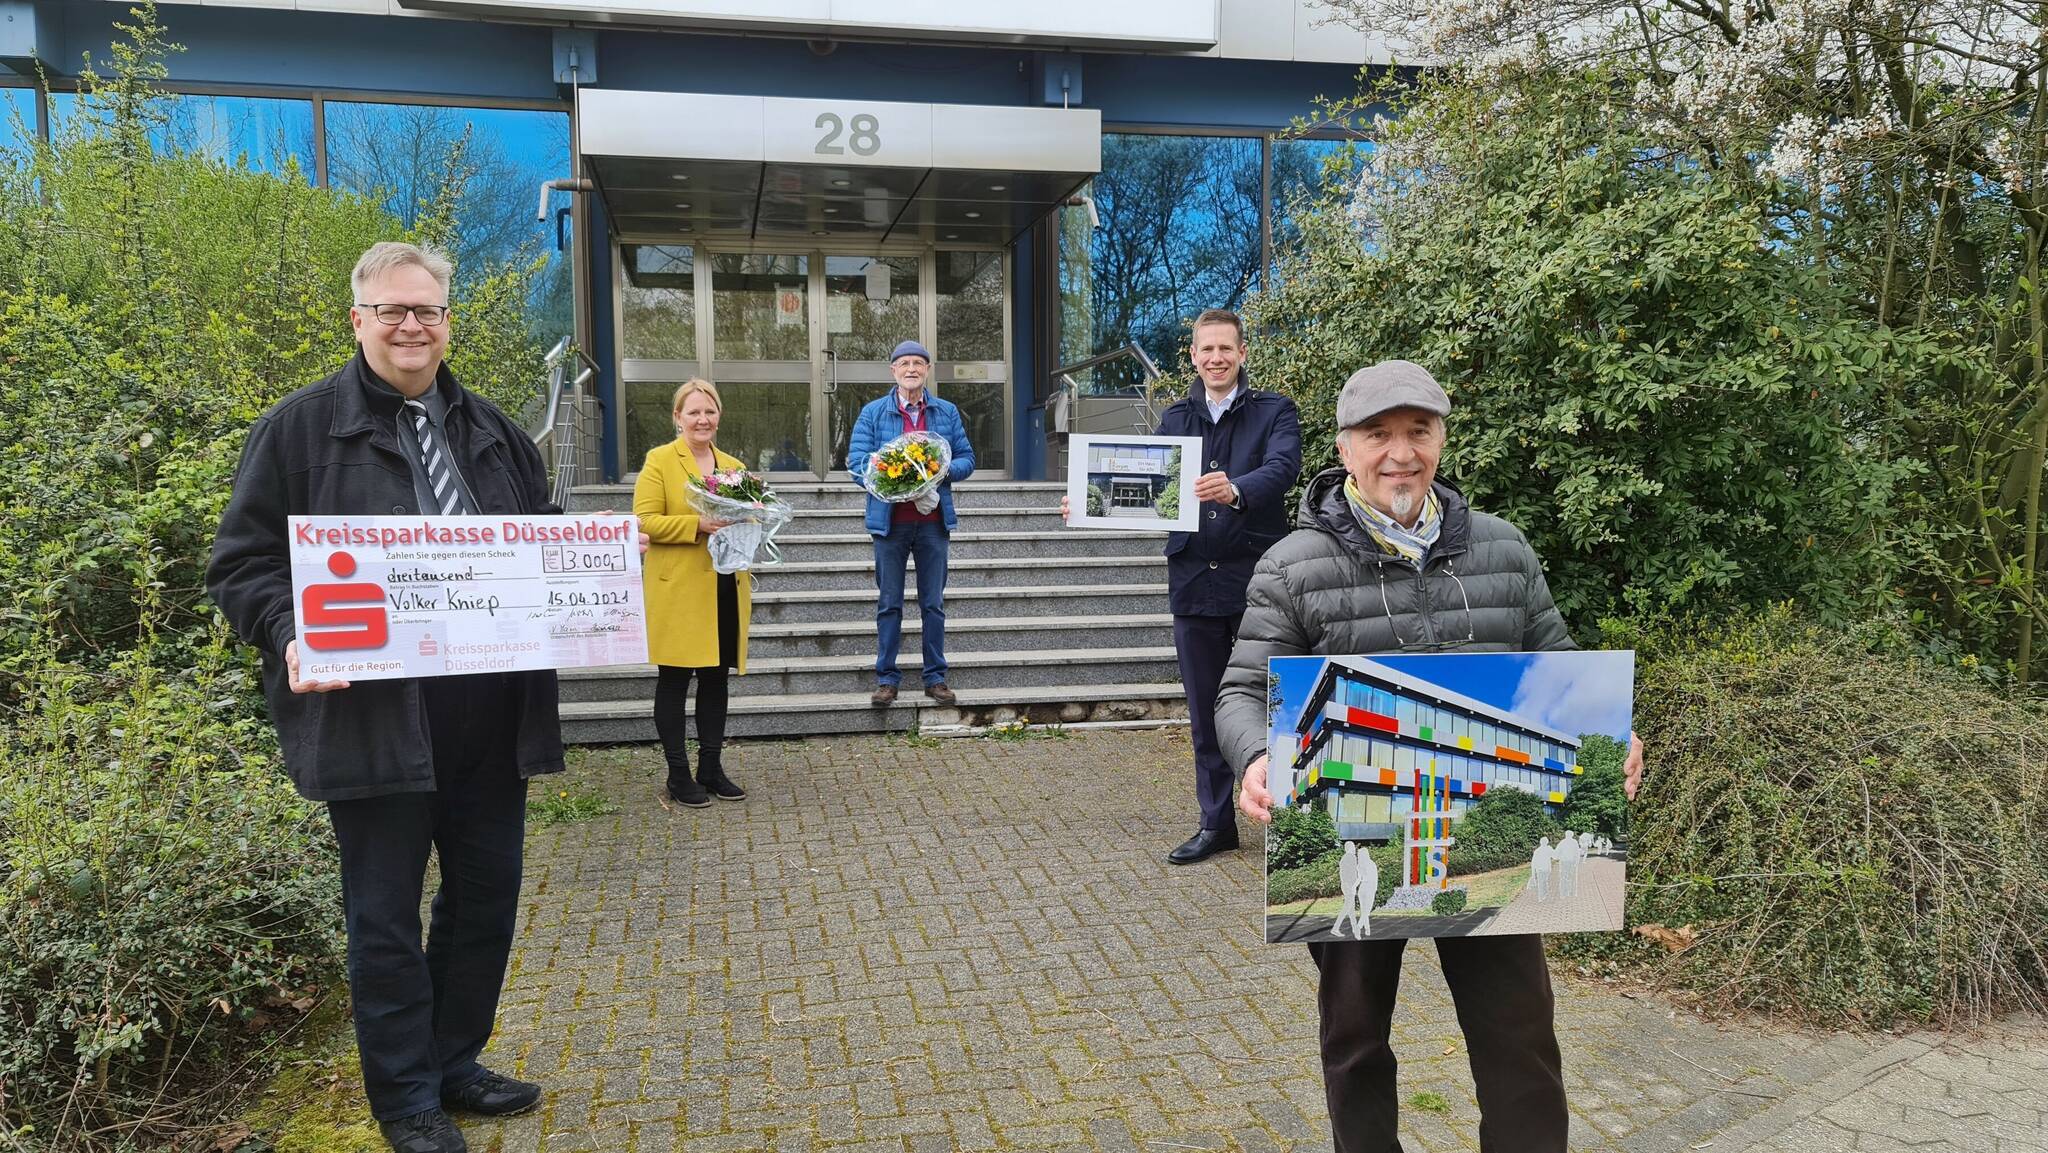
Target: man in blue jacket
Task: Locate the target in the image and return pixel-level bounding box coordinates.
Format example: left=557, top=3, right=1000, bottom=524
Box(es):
left=846, top=340, right=976, bottom=707
left=1158, top=309, right=1302, bottom=863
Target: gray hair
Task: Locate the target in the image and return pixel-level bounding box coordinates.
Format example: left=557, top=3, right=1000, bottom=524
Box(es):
left=350, top=241, right=454, bottom=301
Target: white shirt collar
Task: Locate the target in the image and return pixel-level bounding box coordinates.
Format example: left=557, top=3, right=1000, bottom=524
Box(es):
left=1204, top=385, right=1240, bottom=421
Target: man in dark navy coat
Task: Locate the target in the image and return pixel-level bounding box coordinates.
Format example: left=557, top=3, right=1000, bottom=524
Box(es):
left=1154, top=309, right=1302, bottom=863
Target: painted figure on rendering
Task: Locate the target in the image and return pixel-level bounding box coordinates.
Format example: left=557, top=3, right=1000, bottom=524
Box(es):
left=1529, top=836, right=1554, bottom=903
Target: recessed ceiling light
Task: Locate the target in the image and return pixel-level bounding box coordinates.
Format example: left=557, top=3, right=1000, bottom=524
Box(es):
left=831, top=178, right=850, bottom=187
left=989, top=183, right=1006, bottom=191
left=964, top=211, right=981, bottom=219
left=945, top=233, right=958, bottom=239
left=675, top=203, right=691, bottom=209
left=671, top=174, right=689, bottom=181
left=813, top=229, right=828, bottom=236
left=824, top=207, right=838, bottom=214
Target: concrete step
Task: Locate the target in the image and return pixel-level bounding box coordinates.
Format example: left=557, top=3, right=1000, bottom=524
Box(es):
left=746, top=614, right=1174, bottom=660
left=776, top=505, right=1066, bottom=535
left=750, top=582, right=1169, bottom=625
left=559, top=680, right=1190, bottom=743
left=568, top=480, right=1066, bottom=512
left=754, top=555, right=1164, bottom=592
left=771, top=529, right=1160, bottom=563
left=559, top=646, right=1182, bottom=702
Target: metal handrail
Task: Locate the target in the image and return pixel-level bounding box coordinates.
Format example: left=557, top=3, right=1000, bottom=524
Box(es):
left=1050, top=342, right=1169, bottom=434
left=530, top=338, right=603, bottom=509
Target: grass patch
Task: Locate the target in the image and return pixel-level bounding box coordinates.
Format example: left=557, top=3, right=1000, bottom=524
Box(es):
left=892, top=723, right=943, bottom=749
left=527, top=784, right=617, bottom=828
left=983, top=720, right=1071, bottom=742
left=1407, top=1091, right=1451, bottom=1114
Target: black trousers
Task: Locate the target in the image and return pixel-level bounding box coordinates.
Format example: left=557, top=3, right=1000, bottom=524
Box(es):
left=1311, top=935, right=1566, bottom=1153
left=654, top=573, right=738, bottom=788
left=1173, top=612, right=1242, bottom=831
left=325, top=673, right=527, bottom=1121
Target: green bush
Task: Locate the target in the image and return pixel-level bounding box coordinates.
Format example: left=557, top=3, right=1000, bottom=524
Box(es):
left=1267, top=852, right=1342, bottom=905
left=0, top=5, right=548, bottom=673
left=1431, top=890, right=1469, bottom=916
left=0, top=625, right=343, bottom=1148
left=1249, top=67, right=1943, bottom=638
left=1446, top=786, right=1560, bottom=877
left=1085, top=483, right=1106, bottom=517
left=1268, top=803, right=1339, bottom=871
left=1555, top=608, right=2048, bottom=1026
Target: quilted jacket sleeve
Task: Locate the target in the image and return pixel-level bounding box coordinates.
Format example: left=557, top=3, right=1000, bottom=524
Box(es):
left=1216, top=548, right=1313, bottom=773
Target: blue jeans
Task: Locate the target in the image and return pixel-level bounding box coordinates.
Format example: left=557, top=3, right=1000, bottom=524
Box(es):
left=873, top=518, right=949, bottom=687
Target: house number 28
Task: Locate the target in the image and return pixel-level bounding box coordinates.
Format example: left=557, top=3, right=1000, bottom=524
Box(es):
left=815, top=112, right=881, bottom=157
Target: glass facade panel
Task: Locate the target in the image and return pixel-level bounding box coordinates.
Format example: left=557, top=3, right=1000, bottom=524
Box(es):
left=1365, top=794, right=1393, bottom=824
left=937, top=378, right=1004, bottom=473
left=1337, top=792, right=1367, bottom=825
left=720, top=380, right=814, bottom=474
left=935, top=249, right=1004, bottom=362
left=1, top=87, right=35, bottom=156
left=711, top=253, right=810, bottom=361
left=1270, top=137, right=1365, bottom=275
left=1394, top=745, right=1415, bottom=772
left=50, top=91, right=314, bottom=177
left=1396, top=698, right=1417, bottom=727
left=326, top=101, right=572, bottom=338
left=822, top=254, right=917, bottom=360
left=622, top=245, right=696, bottom=360
left=1058, top=132, right=1263, bottom=386
left=624, top=380, right=679, bottom=472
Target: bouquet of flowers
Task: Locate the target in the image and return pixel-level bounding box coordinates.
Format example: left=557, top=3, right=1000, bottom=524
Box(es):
left=684, top=467, right=794, bottom=574
left=858, top=431, right=953, bottom=514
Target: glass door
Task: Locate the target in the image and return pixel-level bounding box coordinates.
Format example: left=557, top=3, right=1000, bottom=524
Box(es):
left=617, top=243, right=1009, bottom=479
left=822, top=254, right=919, bottom=472
left=708, top=252, right=816, bottom=475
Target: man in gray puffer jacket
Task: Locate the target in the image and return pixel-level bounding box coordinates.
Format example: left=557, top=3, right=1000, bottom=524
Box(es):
left=1216, top=360, right=1642, bottom=1153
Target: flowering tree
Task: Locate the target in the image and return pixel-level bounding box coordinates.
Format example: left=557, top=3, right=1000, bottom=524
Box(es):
left=1322, top=0, right=2048, bottom=682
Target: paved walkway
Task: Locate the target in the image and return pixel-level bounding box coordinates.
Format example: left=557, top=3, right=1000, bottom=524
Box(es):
left=404, top=730, right=2042, bottom=1152
left=1484, top=855, right=1626, bottom=937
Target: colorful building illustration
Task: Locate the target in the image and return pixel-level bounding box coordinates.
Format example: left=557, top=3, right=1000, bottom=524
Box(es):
left=1280, top=657, right=1582, bottom=845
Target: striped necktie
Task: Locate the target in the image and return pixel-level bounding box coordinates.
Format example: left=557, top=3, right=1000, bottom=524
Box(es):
left=405, top=399, right=474, bottom=516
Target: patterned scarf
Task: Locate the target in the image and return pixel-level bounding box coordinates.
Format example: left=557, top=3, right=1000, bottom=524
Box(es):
left=1343, top=478, right=1442, bottom=568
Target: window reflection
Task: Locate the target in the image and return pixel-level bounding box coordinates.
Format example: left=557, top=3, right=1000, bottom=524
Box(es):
left=935, top=250, right=1003, bottom=362
left=1059, top=132, right=1263, bottom=388
left=48, top=91, right=314, bottom=177
left=1269, top=137, right=1366, bottom=275
left=1, top=88, right=35, bottom=156
left=325, top=101, right=571, bottom=337
left=822, top=255, right=916, bottom=361
left=622, top=245, right=696, bottom=361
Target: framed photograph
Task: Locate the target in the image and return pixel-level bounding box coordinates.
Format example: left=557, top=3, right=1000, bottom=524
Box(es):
left=1063, top=433, right=1203, bottom=533
left=1264, top=651, right=1635, bottom=944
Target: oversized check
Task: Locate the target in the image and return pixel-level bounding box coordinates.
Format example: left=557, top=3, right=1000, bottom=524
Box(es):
left=289, top=514, right=648, bottom=682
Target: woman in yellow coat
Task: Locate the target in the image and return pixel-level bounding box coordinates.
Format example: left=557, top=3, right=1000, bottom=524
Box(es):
left=635, top=379, right=752, bottom=808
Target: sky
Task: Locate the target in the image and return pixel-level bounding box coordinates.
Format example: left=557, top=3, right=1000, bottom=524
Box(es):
left=1267, top=651, right=1635, bottom=756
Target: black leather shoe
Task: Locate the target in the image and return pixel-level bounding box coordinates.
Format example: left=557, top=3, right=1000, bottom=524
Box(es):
left=663, top=777, right=710, bottom=809
left=441, top=1068, right=541, bottom=1117
left=1167, top=827, right=1240, bottom=865
left=698, top=766, right=746, bottom=801
left=378, top=1108, right=468, bottom=1153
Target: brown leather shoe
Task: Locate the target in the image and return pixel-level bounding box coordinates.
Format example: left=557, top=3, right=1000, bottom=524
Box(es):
left=923, top=682, right=957, bottom=704
left=870, top=684, right=898, bottom=706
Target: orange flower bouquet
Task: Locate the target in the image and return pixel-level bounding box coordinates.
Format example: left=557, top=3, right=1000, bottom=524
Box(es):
left=858, top=431, right=952, bottom=512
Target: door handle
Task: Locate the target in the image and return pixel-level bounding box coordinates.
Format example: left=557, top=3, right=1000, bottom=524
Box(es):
left=822, top=347, right=838, bottom=394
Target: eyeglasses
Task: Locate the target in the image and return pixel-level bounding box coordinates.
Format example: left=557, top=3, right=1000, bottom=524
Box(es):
left=1375, top=560, right=1478, bottom=651
left=357, top=303, right=450, bottom=326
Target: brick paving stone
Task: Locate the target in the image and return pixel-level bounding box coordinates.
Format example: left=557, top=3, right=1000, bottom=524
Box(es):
left=427, top=731, right=2047, bottom=1153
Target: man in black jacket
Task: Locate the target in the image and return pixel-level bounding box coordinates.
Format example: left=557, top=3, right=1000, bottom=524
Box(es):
left=1154, top=309, right=1302, bottom=864
left=208, top=243, right=564, bottom=1153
